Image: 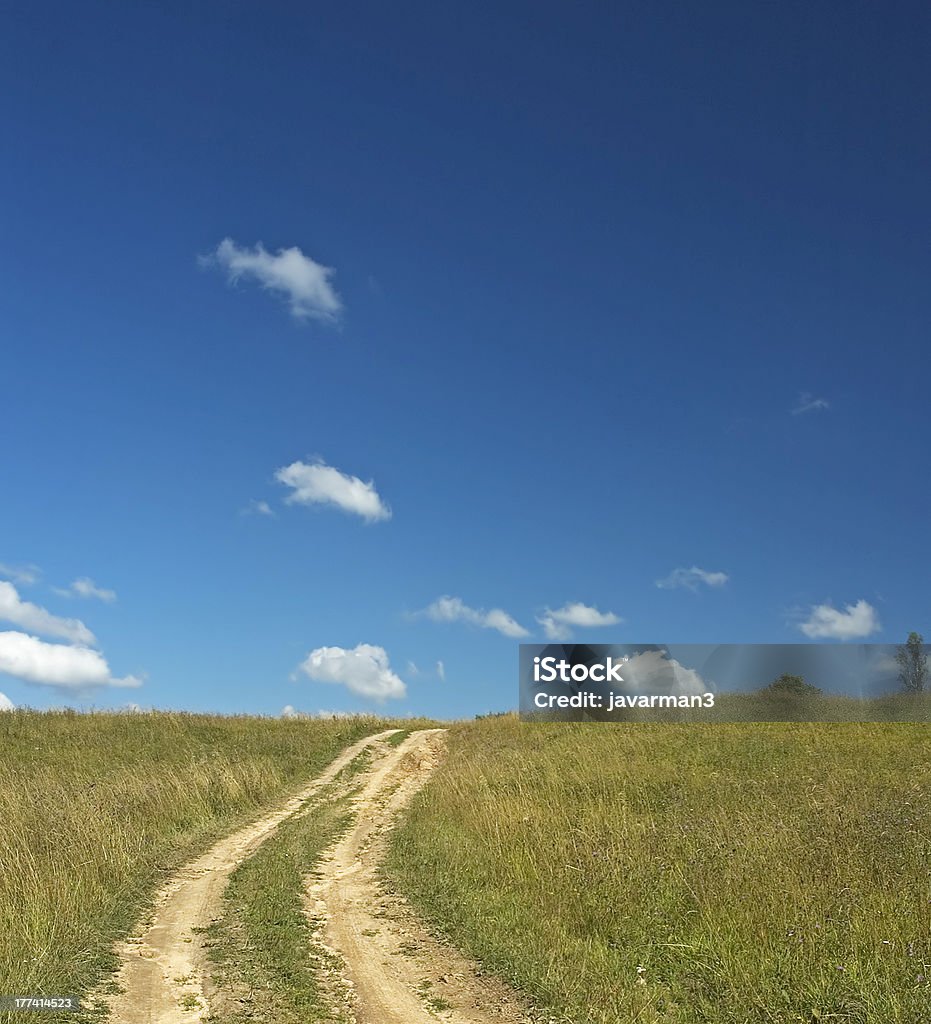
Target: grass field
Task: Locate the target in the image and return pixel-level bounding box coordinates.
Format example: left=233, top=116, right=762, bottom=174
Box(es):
left=4, top=708, right=929, bottom=1024
left=0, top=709, right=389, bottom=1014
left=388, top=715, right=931, bottom=1024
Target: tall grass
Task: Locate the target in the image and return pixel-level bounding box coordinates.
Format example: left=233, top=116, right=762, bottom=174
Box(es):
left=389, top=716, right=931, bottom=1024
left=0, top=709, right=387, bottom=1010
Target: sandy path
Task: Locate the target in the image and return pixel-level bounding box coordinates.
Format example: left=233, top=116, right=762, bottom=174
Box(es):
left=102, top=729, right=399, bottom=1024
left=308, top=728, right=533, bottom=1024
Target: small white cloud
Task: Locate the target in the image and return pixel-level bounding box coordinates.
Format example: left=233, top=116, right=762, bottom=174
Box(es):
left=421, top=596, right=529, bottom=638
left=405, top=660, right=421, bottom=677
left=0, top=631, right=142, bottom=690
left=203, top=238, right=342, bottom=322
left=0, top=692, right=14, bottom=711
left=241, top=499, right=276, bottom=518
left=619, top=650, right=708, bottom=697
left=537, top=602, right=622, bottom=641
left=276, top=459, right=391, bottom=522
left=656, top=567, right=729, bottom=591
left=0, top=562, right=41, bottom=586
left=791, top=392, right=830, bottom=415
left=0, top=581, right=96, bottom=645
left=436, top=659, right=445, bottom=681
left=53, top=578, right=117, bottom=603
left=297, top=643, right=406, bottom=701
left=798, top=599, right=880, bottom=640
left=281, top=704, right=303, bottom=718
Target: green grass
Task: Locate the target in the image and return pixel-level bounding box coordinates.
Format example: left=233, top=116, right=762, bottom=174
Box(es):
left=388, top=715, right=931, bottom=1024
left=202, top=731, right=402, bottom=1022
left=202, top=785, right=355, bottom=1023
left=0, top=709, right=391, bottom=1020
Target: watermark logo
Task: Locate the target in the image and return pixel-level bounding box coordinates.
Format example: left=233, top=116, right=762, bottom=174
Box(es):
left=532, top=655, right=627, bottom=684
left=520, top=643, right=931, bottom=722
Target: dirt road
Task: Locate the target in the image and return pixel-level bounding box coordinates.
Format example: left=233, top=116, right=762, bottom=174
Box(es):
left=308, top=728, right=533, bottom=1024
left=102, top=729, right=399, bottom=1024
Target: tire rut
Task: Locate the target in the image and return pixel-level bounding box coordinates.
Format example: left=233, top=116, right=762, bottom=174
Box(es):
left=307, top=728, right=534, bottom=1024
left=100, top=729, right=400, bottom=1024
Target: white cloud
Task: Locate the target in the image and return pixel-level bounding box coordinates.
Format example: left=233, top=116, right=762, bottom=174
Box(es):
left=297, top=643, right=406, bottom=701
left=436, top=659, right=445, bottom=681
left=537, top=602, right=622, bottom=641
left=798, top=599, right=880, bottom=640
left=0, top=581, right=96, bottom=645
left=241, top=499, right=276, bottom=518
left=618, top=650, right=708, bottom=697
left=421, top=596, right=529, bottom=638
left=0, top=632, right=142, bottom=690
left=203, top=238, right=342, bottom=322
left=405, top=660, right=421, bottom=677
left=276, top=459, right=391, bottom=522
left=53, top=578, right=117, bottom=603
left=656, top=567, right=729, bottom=591
left=791, top=392, right=830, bottom=415
left=0, top=562, right=41, bottom=586
left=72, top=578, right=116, bottom=602
left=281, top=704, right=302, bottom=718
left=0, top=692, right=14, bottom=711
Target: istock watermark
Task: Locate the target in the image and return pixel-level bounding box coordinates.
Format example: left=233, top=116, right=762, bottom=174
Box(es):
left=519, top=643, right=931, bottom=722
left=533, top=654, right=628, bottom=684
left=531, top=654, right=714, bottom=711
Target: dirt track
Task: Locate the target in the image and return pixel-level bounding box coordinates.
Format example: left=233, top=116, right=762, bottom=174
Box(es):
left=102, top=729, right=399, bottom=1024
left=102, top=727, right=532, bottom=1024
left=308, top=728, right=533, bottom=1024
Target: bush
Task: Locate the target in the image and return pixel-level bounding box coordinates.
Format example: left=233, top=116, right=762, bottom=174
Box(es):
left=758, top=673, right=822, bottom=698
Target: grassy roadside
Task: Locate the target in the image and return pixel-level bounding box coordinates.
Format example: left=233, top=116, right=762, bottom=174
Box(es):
left=388, top=715, right=931, bottom=1024
left=0, top=710, right=389, bottom=1016
left=202, top=748, right=376, bottom=1023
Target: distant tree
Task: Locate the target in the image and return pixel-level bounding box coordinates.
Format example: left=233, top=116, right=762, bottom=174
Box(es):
left=761, top=674, right=821, bottom=697
left=895, top=632, right=928, bottom=694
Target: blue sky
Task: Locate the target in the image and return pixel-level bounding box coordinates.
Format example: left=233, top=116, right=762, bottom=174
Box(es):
left=2, top=1, right=929, bottom=717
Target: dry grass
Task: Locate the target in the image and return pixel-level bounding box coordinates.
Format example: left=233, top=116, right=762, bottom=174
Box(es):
left=0, top=709, right=390, bottom=1011
left=389, top=715, right=931, bottom=1023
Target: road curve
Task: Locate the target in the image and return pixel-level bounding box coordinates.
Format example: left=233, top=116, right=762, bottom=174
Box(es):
left=103, top=729, right=400, bottom=1024
left=308, top=728, right=533, bottom=1024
